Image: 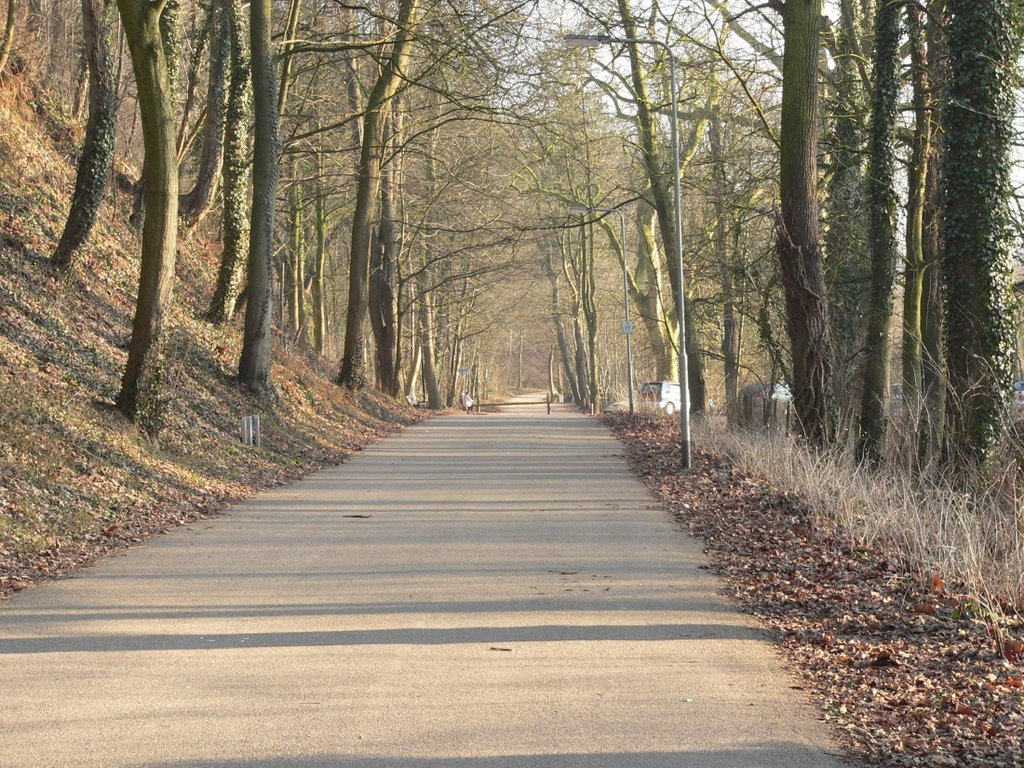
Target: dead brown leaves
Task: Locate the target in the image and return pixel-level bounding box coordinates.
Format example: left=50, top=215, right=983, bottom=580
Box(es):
left=0, top=90, right=425, bottom=600
left=605, top=414, right=1024, bottom=768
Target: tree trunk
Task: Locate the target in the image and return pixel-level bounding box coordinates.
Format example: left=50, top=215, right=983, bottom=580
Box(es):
left=0, top=0, right=15, bottom=76
left=51, top=0, right=114, bottom=272
left=205, top=0, right=250, bottom=325
left=921, top=0, right=946, bottom=457
left=582, top=222, right=599, bottom=413
left=902, top=4, right=931, bottom=411
left=710, top=114, right=739, bottom=426
left=822, top=0, right=870, bottom=420
left=573, top=314, right=589, bottom=409
left=417, top=274, right=443, bottom=409
left=633, top=200, right=676, bottom=379
left=369, top=105, right=399, bottom=395
left=310, top=146, right=327, bottom=354
left=857, top=0, right=902, bottom=465
left=237, top=0, right=279, bottom=396
left=285, top=162, right=305, bottom=338
left=275, top=0, right=301, bottom=115
left=114, top=0, right=178, bottom=431
left=547, top=253, right=581, bottom=406
left=777, top=0, right=832, bottom=446
left=337, top=0, right=418, bottom=389
left=941, top=0, right=1019, bottom=465
left=180, top=3, right=228, bottom=226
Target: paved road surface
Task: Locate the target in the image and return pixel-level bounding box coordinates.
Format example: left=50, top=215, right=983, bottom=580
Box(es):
left=0, top=399, right=848, bottom=767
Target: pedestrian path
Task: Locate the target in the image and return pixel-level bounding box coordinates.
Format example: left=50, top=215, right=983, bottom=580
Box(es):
left=0, top=406, right=848, bottom=767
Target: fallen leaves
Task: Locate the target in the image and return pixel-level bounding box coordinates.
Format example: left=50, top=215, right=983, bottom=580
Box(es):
left=604, top=414, right=1024, bottom=768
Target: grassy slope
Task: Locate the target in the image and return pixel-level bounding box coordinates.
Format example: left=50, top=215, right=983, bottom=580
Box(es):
left=0, top=78, right=417, bottom=597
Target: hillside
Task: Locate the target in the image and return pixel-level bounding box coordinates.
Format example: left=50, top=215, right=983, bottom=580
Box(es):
left=0, top=76, right=418, bottom=598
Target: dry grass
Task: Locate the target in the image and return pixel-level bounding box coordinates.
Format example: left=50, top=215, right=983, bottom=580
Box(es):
left=698, top=419, right=1024, bottom=611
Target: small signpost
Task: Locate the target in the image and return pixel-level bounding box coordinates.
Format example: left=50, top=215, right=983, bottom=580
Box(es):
left=621, top=320, right=634, bottom=335
left=241, top=414, right=261, bottom=447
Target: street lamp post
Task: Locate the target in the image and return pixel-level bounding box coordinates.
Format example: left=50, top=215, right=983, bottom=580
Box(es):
left=570, top=204, right=635, bottom=415
left=564, top=33, right=692, bottom=468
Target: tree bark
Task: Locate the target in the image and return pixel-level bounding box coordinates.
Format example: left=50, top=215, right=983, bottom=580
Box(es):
left=710, top=114, right=740, bottom=426
left=310, top=145, right=327, bottom=354
left=546, top=251, right=581, bottom=407
left=580, top=221, right=599, bottom=413
left=941, top=0, right=1020, bottom=465
left=51, top=0, right=114, bottom=272
left=337, top=0, right=418, bottom=389
left=417, top=273, right=443, bottom=409
left=902, top=4, right=931, bottom=410
left=114, top=0, right=179, bottom=431
left=776, top=0, right=832, bottom=446
left=857, top=0, right=902, bottom=465
left=0, top=0, right=16, bottom=77
left=921, top=0, right=947, bottom=457
left=180, top=3, right=228, bottom=226
left=237, top=0, right=279, bottom=395
left=633, top=200, right=677, bottom=380
left=285, top=163, right=305, bottom=339
left=822, top=0, right=870, bottom=419
left=369, top=104, right=400, bottom=395
left=205, top=0, right=250, bottom=325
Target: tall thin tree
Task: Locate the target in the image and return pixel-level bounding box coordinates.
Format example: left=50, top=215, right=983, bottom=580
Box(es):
left=237, top=0, right=279, bottom=394
left=114, top=0, right=179, bottom=429
left=775, top=0, right=831, bottom=446
left=51, top=0, right=114, bottom=271
left=941, top=0, right=1021, bottom=464
left=857, top=1, right=902, bottom=465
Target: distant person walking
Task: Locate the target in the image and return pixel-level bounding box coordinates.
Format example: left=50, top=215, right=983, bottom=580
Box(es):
left=459, top=392, right=474, bottom=413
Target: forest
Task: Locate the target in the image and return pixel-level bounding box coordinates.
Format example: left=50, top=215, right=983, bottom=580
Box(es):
left=0, top=0, right=1021, bottom=574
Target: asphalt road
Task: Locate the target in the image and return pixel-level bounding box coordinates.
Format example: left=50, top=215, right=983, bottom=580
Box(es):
left=0, top=398, right=849, bottom=767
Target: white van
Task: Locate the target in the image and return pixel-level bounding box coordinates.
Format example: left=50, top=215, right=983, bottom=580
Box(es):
left=640, top=380, right=682, bottom=415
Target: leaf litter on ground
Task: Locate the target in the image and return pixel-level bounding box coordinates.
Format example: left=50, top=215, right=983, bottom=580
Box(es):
left=604, top=414, right=1024, bottom=768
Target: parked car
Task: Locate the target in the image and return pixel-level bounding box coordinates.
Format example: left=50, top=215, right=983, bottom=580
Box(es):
left=771, top=383, right=793, bottom=403
left=1014, top=381, right=1024, bottom=409
left=640, top=380, right=682, bottom=415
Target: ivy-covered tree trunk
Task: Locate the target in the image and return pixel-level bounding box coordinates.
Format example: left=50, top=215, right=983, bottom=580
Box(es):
left=776, top=0, right=832, bottom=446
left=857, top=1, right=902, bottom=465
left=114, top=0, right=179, bottom=431
left=180, top=2, right=228, bottom=226
left=337, top=0, right=418, bottom=389
left=205, top=0, right=250, bottom=325
left=921, top=0, right=947, bottom=457
left=237, top=0, right=279, bottom=395
left=822, top=0, right=870, bottom=419
left=941, top=0, right=1021, bottom=465
left=51, top=0, right=114, bottom=271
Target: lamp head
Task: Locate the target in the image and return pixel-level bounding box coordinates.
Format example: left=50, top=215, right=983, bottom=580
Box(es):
left=569, top=204, right=592, bottom=215
left=563, top=34, right=612, bottom=49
